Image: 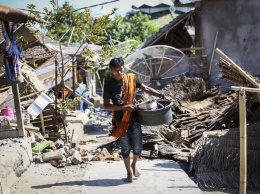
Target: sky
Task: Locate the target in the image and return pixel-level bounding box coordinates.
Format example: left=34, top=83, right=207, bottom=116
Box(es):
left=0, top=0, right=139, bottom=16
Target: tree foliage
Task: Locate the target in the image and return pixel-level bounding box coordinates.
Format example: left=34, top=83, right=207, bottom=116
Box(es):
left=107, top=12, right=161, bottom=45
left=27, top=0, right=118, bottom=67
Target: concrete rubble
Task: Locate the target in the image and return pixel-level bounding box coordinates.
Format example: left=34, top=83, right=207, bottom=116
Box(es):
left=0, top=107, right=116, bottom=194
left=0, top=138, right=32, bottom=194
left=28, top=108, right=121, bottom=168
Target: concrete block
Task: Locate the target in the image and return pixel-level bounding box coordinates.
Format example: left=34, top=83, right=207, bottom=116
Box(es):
left=63, top=146, right=70, bottom=155
left=101, top=148, right=111, bottom=158
left=71, top=151, right=82, bottom=165
left=66, top=157, right=72, bottom=166
left=42, top=150, right=63, bottom=162
left=80, top=148, right=87, bottom=156
left=81, top=153, right=94, bottom=162
left=33, top=155, right=43, bottom=163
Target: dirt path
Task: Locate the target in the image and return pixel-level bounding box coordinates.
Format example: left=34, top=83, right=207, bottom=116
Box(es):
left=9, top=111, right=203, bottom=194
left=10, top=159, right=202, bottom=194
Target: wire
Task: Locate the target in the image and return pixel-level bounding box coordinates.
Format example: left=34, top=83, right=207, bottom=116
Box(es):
left=73, top=0, right=119, bottom=12
left=18, top=0, right=120, bottom=15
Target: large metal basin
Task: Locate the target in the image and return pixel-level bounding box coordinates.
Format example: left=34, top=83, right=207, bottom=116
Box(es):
left=136, top=101, right=173, bottom=126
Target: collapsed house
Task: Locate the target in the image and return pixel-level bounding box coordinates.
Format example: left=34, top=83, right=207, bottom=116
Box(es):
left=0, top=23, right=99, bottom=142
left=123, top=0, right=260, bottom=191
left=0, top=23, right=65, bottom=139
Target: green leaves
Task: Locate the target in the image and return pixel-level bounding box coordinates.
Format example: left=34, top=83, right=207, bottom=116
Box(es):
left=107, top=12, right=160, bottom=45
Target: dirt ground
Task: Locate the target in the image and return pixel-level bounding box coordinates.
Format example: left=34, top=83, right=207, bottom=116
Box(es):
left=9, top=111, right=203, bottom=194
left=8, top=109, right=259, bottom=194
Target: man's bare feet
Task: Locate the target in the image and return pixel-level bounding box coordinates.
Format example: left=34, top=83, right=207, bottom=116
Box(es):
left=124, top=173, right=133, bottom=183
left=131, top=163, right=141, bottom=177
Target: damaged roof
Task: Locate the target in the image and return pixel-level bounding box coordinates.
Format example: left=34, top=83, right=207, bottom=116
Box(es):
left=140, top=10, right=195, bottom=49
left=0, top=23, right=55, bottom=74
left=0, top=5, right=49, bottom=24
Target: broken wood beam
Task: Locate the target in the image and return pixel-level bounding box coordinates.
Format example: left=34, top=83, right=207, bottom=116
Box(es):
left=10, top=123, right=39, bottom=133
left=0, top=86, right=11, bottom=92
left=20, top=90, right=45, bottom=100
left=216, top=48, right=260, bottom=89
left=179, top=47, right=206, bottom=52
left=40, top=112, right=45, bottom=135
left=30, top=118, right=53, bottom=124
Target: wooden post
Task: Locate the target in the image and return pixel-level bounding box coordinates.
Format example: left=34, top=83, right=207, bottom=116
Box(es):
left=231, top=86, right=260, bottom=194
left=55, top=59, right=58, bottom=116
left=72, top=55, right=76, bottom=110
left=40, top=112, right=45, bottom=135
left=239, top=87, right=247, bottom=194
left=209, top=31, right=218, bottom=76
left=12, top=83, right=25, bottom=137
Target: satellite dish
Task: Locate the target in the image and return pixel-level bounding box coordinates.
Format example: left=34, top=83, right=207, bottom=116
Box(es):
left=124, top=45, right=189, bottom=88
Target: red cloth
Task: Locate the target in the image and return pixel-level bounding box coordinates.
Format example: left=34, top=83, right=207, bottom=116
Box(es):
left=111, top=73, right=136, bottom=138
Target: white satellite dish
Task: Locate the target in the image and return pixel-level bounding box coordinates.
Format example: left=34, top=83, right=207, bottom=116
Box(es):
left=124, top=45, right=189, bottom=87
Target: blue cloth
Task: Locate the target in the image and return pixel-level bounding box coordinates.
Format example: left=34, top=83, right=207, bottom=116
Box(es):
left=2, top=22, right=24, bottom=83
left=118, top=117, right=143, bottom=159
left=75, top=85, right=89, bottom=112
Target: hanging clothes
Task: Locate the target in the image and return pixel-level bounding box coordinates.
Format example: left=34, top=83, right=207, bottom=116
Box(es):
left=1, top=21, right=24, bottom=83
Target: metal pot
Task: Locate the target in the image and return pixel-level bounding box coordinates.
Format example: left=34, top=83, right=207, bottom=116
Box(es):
left=136, top=101, right=173, bottom=126
left=136, top=100, right=157, bottom=110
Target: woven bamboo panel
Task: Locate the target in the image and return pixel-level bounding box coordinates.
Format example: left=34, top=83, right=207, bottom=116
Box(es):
left=191, top=122, right=260, bottom=190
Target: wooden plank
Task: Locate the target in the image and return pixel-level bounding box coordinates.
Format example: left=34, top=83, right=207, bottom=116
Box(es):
left=30, top=118, right=53, bottom=124
left=30, top=115, right=54, bottom=121
left=0, top=86, right=11, bottom=92
left=0, top=86, right=11, bottom=105
left=179, top=47, right=206, bottom=52
left=216, top=48, right=259, bottom=88
left=40, top=112, right=45, bottom=135
left=10, top=123, right=39, bottom=133
left=20, top=90, right=44, bottom=100
left=12, top=83, right=25, bottom=137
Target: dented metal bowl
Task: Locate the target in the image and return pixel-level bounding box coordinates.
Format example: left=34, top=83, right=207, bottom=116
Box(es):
left=136, top=100, right=157, bottom=110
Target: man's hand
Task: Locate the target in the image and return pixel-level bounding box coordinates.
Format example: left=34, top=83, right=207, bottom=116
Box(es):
left=123, top=104, right=135, bottom=112
left=164, top=96, right=175, bottom=102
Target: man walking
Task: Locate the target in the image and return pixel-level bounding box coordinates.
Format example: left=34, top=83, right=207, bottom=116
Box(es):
left=103, top=57, right=173, bottom=182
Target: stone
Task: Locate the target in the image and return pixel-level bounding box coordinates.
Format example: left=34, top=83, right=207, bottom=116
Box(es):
left=42, top=150, right=63, bottom=162
left=71, top=151, right=82, bottom=165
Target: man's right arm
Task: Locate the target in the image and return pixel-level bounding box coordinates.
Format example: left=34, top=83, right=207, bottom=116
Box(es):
left=103, top=99, right=135, bottom=112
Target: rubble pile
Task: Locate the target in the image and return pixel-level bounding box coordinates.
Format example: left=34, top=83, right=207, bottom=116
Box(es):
left=31, top=132, right=121, bottom=168
left=135, top=76, right=239, bottom=162
left=162, top=75, right=209, bottom=103
left=188, top=52, right=260, bottom=190
left=169, top=91, right=239, bottom=146
left=138, top=91, right=239, bottom=162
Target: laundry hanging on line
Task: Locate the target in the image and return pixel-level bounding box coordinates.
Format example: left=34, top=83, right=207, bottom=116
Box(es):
left=1, top=21, right=24, bottom=83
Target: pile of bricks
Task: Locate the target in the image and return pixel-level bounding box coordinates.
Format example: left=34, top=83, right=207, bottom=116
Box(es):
left=32, top=133, right=121, bottom=168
